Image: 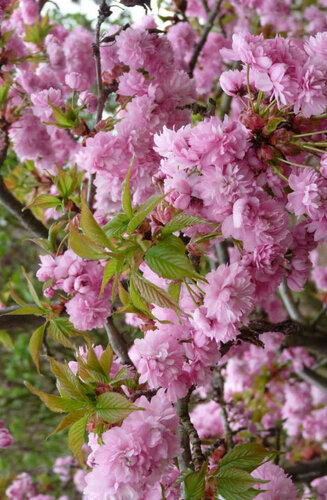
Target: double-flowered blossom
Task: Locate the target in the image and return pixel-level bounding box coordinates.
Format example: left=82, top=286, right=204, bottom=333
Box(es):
left=84, top=389, right=180, bottom=499
left=37, top=250, right=112, bottom=330
left=252, top=462, right=297, bottom=499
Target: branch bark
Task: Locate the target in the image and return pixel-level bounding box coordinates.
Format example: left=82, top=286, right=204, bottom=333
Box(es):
left=87, top=0, right=112, bottom=207
left=188, top=0, right=222, bottom=77
left=285, top=459, right=327, bottom=483
left=0, top=306, right=44, bottom=330
left=212, top=369, right=234, bottom=449
left=176, top=390, right=205, bottom=471
left=104, top=317, right=133, bottom=366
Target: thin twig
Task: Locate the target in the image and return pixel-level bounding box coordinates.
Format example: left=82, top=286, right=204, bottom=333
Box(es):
left=104, top=317, right=133, bottom=366
left=279, top=279, right=305, bottom=323
left=212, top=369, right=234, bottom=449
left=188, top=0, right=222, bottom=77
left=87, top=0, right=112, bottom=207
left=298, top=367, right=327, bottom=394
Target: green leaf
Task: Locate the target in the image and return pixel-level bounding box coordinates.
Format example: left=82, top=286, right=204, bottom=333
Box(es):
left=217, top=487, right=259, bottom=500
left=69, top=226, right=110, bottom=260
left=99, top=343, right=113, bottom=375
left=4, top=305, right=45, bottom=316
left=100, top=258, right=118, bottom=295
left=22, top=267, right=43, bottom=308
left=68, top=415, right=88, bottom=463
left=266, top=117, right=285, bottom=133
left=130, top=276, right=153, bottom=315
left=162, top=214, right=211, bottom=235
left=25, top=383, right=88, bottom=413
left=184, top=466, right=206, bottom=500
left=118, top=282, right=130, bottom=306
left=121, top=163, right=134, bottom=218
left=145, top=235, right=198, bottom=280
left=49, top=358, right=85, bottom=399
left=25, top=194, right=62, bottom=210
left=132, top=272, right=181, bottom=314
left=168, top=281, right=182, bottom=303
left=96, top=392, right=142, bottom=423
left=47, top=99, right=78, bottom=128
left=127, top=193, right=166, bottom=234
left=0, top=330, right=13, bottom=349
left=29, top=322, right=46, bottom=373
left=48, top=319, right=74, bottom=348
left=216, top=468, right=266, bottom=494
left=47, top=409, right=89, bottom=438
left=103, top=213, right=130, bottom=238
left=80, top=198, right=114, bottom=249
left=219, top=443, right=269, bottom=473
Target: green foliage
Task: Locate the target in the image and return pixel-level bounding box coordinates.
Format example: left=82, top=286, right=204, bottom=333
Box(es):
left=214, top=443, right=271, bottom=499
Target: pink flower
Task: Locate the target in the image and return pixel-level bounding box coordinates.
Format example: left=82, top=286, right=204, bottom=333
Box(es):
left=252, top=462, right=297, bottom=499
left=84, top=390, right=180, bottom=499
left=65, top=291, right=111, bottom=331
left=0, top=426, right=13, bottom=448
left=202, top=262, right=255, bottom=343
left=221, top=33, right=272, bottom=71
left=65, top=72, right=89, bottom=92
left=129, top=328, right=189, bottom=402
left=6, top=473, right=35, bottom=500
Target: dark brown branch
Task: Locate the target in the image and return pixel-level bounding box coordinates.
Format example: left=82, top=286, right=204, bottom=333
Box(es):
left=285, top=459, right=327, bottom=483
left=87, top=0, right=112, bottom=207
left=212, top=369, right=234, bottom=449
left=176, top=390, right=205, bottom=471
left=176, top=398, right=193, bottom=472
left=0, top=125, right=48, bottom=239
left=298, top=367, right=327, bottom=394
left=0, top=306, right=44, bottom=330
left=188, top=0, right=222, bottom=77
left=104, top=317, right=133, bottom=366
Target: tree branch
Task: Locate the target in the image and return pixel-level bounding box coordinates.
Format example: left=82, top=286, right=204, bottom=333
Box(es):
left=87, top=0, right=112, bottom=207
left=176, top=390, right=205, bottom=471
left=298, top=367, right=327, bottom=394
left=285, top=459, right=327, bottom=483
left=104, top=317, right=133, bottom=366
left=188, top=0, right=222, bottom=77
left=279, top=279, right=306, bottom=323
left=212, top=368, right=234, bottom=449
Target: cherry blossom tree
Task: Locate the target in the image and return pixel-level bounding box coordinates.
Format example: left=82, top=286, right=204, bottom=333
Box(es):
left=2, top=0, right=327, bottom=498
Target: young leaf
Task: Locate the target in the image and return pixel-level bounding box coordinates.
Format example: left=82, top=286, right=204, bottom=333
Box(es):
left=80, top=198, right=114, bottom=249
left=217, top=487, right=259, bottom=500
left=25, top=194, right=62, bottom=210
left=4, top=305, right=45, bottom=316
left=69, top=227, right=110, bottom=260
left=218, top=443, right=269, bottom=473
left=68, top=415, right=88, bottom=463
left=130, top=276, right=153, bottom=315
left=0, top=330, right=13, bottom=349
left=132, top=272, right=181, bottom=314
left=216, top=467, right=266, bottom=494
left=118, top=282, right=130, bottom=306
left=21, top=268, right=43, bottom=308
left=29, top=322, right=47, bottom=374
left=121, top=163, right=134, bottom=218
left=48, top=319, right=74, bottom=349
left=127, top=193, right=166, bottom=234
left=25, top=383, right=88, bottom=413
left=99, top=343, right=113, bottom=375
left=96, top=392, right=142, bottom=423
left=100, top=258, right=118, bottom=295
left=184, top=466, right=206, bottom=500
left=47, top=409, right=89, bottom=438
left=161, top=214, right=211, bottom=235
left=49, top=358, right=86, bottom=400
left=168, top=282, right=182, bottom=303
left=145, top=235, right=198, bottom=280
left=103, top=213, right=130, bottom=238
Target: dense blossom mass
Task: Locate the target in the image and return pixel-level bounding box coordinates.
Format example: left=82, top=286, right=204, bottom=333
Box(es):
left=3, top=0, right=327, bottom=498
